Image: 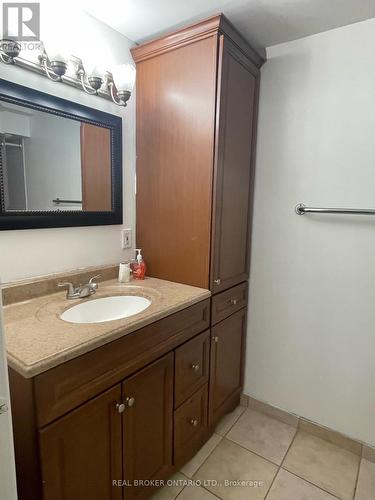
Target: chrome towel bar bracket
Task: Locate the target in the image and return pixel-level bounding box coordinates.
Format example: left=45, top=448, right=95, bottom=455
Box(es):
left=295, top=203, right=375, bottom=216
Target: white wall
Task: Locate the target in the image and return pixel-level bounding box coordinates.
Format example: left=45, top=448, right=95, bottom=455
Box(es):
left=0, top=110, right=30, bottom=136
left=246, top=18, right=375, bottom=447
left=0, top=10, right=136, bottom=283
left=24, top=113, right=82, bottom=211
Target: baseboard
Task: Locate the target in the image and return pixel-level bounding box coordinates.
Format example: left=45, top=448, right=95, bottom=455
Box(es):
left=241, top=393, right=375, bottom=463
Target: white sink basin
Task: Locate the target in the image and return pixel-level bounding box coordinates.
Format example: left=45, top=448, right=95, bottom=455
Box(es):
left=60, top=295, right=152, bottom=324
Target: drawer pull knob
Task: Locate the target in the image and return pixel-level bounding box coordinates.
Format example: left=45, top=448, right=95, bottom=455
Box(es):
left=230, top=298, right=238, bottom=305
left=125, top=397, right=135, bottom=407
left=191, top=363, right=200, bottom=372
left=214, top=279, right=221, bottom=285
left=212, top=336, right=219, bottom=343
left=116, top=403, right=126, bottom=414
left=190, top=418, right=199, bottom=427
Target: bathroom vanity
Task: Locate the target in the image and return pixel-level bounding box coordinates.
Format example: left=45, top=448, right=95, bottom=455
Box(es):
left=3, top=272, right=247, bottom=500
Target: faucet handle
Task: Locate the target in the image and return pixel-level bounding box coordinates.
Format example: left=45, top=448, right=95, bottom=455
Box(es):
left=88, top=274, right=101, bottom=290
left=89, top=274, right=101, bottom=284
left=58, top=281, right=73, bottom=288
left=58, top=282, right=75, bottom=296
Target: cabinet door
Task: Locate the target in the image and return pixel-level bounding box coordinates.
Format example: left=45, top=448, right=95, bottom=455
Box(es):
left=39, top=385, right=122, bottom=500
left=135, top=35, right=218, bottom=289
left=209, top=309, right=247, bottom=427
left=211, top=36, right=259, bottom=293
left=123, top=353, right=173, bottom=500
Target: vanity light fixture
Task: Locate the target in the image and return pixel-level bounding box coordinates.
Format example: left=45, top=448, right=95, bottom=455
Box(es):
left=108, top=64, right=136, bottom=106
left=39, top=51, right=68, bottom=81
left=77, top=61, right=104, bottom=95
left=0, top=41, right=135, bottom=107
left=0, top=39, right=21, bottom=63
left=77, top=67, right=103, bottom=95
left=38, top=41, right=70, bottom=81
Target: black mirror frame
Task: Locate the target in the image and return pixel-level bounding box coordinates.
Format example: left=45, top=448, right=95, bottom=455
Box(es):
left=0, top=78, right=123, bottom=230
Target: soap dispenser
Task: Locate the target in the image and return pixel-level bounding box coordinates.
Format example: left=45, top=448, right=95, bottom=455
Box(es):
left=132, top=249, right=146, bottom=280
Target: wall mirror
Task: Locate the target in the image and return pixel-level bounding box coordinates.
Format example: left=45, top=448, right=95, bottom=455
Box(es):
left=0, top=79, right=122, bottom=230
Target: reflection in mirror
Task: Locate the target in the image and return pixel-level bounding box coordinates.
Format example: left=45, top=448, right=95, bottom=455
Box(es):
left=0, top=102, right=112, bottom=212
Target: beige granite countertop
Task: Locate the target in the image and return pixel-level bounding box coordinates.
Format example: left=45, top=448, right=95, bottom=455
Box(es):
left=3, top=277, right=210, bottom=378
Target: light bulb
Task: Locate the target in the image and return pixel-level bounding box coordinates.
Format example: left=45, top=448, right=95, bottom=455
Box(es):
left=44, top=41, right=69, bottom=64
left=84, top=60, right=105, bottom=79
left=43, top=41, right=70, bottom=77
left=112, top=64, right=136, bottom=92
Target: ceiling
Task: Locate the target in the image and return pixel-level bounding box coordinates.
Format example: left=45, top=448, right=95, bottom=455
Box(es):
left=81, top=0, right=375, bottom=50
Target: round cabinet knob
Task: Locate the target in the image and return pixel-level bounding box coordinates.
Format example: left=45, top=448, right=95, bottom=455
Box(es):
left=126, top=397, right=135, bottom=407
left=116, top=403, right=126, bottom=414
left=190, top=418, right=199, bottom=427
left=212, top=336, right=219, bottom=343
left=191, top=363, right=200, bottom=373
left=214, top=279, right=221, bottom=285
left=230, top=298, right=238, bottom=305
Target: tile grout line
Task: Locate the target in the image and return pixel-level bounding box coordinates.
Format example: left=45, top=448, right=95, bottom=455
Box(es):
left=169, top=471, right=191, bottom=500
left=352, top=454, right=362, bottom=500
left=177, top=426, right=343, bottom=500
left=264, top=426, right=299, bottom=500
left=263, top=466, right=281, bottom=500
left=174, top=406, right=247, bottom=498
left=201, top=485, right=224, bottom=500
left=248, top=395, right=369, bottom=458
left=173, top=485, right=186, bottom=500
left=178, top=469, right=223, bottom=500
left=174, top=413, right=360, bottom=500
left=223, top=437, right=294, bottom=468
left=281, top=429, right=361, bottom=500
left=280, top=467, right=342, bottom=499
left=223, top=435, right=284, bottom=468
left=174, top=483, right=223, bottom=500
left=199, top=410, right=286, bottom=500
left=219, top=406, right=247, bottom=437
left=183, top=421, right=280, bottom=500
left=187, top=434, right=224, bottom=478
left=279, top=427, right=298, bottom=469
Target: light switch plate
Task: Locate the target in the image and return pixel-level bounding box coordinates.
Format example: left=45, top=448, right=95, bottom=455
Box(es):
left=121, top=228, right=132, bottom=249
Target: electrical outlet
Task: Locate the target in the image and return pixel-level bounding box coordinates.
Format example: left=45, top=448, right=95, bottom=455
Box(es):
left=121, top=228, right=132, bottom=249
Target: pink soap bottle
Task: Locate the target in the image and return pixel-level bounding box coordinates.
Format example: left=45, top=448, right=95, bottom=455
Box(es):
left=132, top=249, right=146, bottom=280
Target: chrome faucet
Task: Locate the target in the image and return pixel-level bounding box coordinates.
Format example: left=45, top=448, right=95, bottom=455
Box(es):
left=58, top=274, right=101, bottom=299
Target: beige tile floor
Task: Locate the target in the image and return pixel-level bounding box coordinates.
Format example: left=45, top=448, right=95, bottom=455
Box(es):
left=152, top=406, right=372, bottom=500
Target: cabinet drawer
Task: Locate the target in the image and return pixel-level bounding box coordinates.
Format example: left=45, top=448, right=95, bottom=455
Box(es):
left=174, top=384, right=208, bottom=466
left=211, top=282, right=248, bottom=325
left=174, top=330, right=210, bottom=408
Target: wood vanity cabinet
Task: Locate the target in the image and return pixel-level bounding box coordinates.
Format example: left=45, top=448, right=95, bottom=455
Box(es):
left=9, top=292, right=250, bottom=500
left=132, top=14, right=265, bottom=293
left=38, top=354, right=173, bottom=500
left=9, top=300, right=211, bottom=500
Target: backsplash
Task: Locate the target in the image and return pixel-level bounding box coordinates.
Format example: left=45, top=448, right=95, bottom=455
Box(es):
left=1, top=264, right=118, bottom=306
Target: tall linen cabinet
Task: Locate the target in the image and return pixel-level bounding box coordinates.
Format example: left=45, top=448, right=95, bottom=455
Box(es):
left=132, top=14, right=264, bottom=426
